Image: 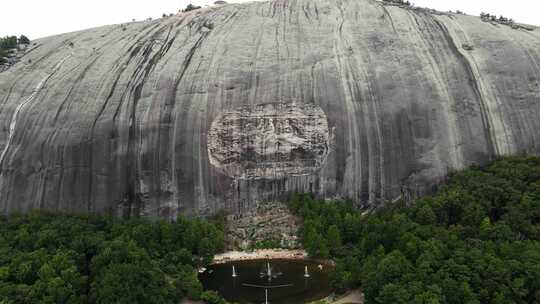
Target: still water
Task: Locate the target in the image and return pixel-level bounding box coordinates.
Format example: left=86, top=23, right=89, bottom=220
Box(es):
left=199, top=259, right=333, bottom=304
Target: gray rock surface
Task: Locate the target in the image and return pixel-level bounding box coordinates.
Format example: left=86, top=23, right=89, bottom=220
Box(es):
left=0, top=0, right=539, bottom=218
left=208, top=102, right=330, bottom=179
left=226, top=202, right=300, bottom=250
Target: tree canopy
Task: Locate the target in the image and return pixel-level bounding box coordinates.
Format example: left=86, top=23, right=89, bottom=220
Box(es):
left=0, top=35, right=30, bottom=65
left=18, top=35, right=30, bottom=45
left=0, top=212, right=226, bottom=303
left=291, top=156, right=540, bottom=303
left=0, top=36, right=18, bottom=49
left=2, top=156, right=539, bottom=303
left=182, top=4, right=202, bottom=12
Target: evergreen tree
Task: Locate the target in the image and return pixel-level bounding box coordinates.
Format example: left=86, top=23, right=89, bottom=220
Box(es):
left=0, top=210, right=226, bottom=303
left=183, top=4, right=202, bottom=12
left=0, top=36, right=18, bottom=49
left=290, top=156, right=540, bottom=303
left=326, top=224, right=342, bottom=255
left=18, top=35, right=30, bottom=45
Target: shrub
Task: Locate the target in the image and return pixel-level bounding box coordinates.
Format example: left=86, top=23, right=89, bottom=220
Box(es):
left=201, top=290, right=228, bottom=304
left=462, top=43, right=474, bottom=51
left=0, top=49, right=6, bottom=64
left=18, top=35, right=30, bottom=45
left=183, top=4, right=202, bottom=12
left=0, top=36, right=18, bottom=49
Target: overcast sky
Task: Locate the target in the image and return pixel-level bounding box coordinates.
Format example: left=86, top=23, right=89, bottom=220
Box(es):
left=1, top=0, right=538, bottom=39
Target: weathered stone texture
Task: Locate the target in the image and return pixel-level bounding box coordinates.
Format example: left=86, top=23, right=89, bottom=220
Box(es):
left=208, top=103, right=330, bottom=179
left=226, top=201, right=301, bottom=250
left=0, top=0, right=539, bottom=218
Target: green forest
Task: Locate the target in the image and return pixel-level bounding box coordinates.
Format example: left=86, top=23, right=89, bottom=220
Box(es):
left=1, top=156, right=539, bottom=303
left=0, top=35, right=29, bottom=64
left=0, top=212, right=226, bottom=303
left=291, top=156, right=540, bottom=303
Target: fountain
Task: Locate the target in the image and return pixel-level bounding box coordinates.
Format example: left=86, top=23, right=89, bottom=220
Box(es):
left=199, top=259, right=333, bottom=304
left=264, top=262, right=272, bottom=282
left=267, top=262, right=271, bottom=279
left=260, top=261, right=282, bottom=281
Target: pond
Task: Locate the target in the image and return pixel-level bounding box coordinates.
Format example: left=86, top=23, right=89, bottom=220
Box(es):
left=199, top=259, right=333, bottom=304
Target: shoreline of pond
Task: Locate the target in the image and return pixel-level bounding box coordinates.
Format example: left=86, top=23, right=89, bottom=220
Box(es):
left=211, top=249, right=335, bottom=267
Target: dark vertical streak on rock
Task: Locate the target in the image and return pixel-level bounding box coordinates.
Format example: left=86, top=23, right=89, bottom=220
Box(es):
left=125, top=25, right=178, bottom=217
left=335, top=0, right=369, bottom=203
left=87, top=45, right=142, bottom=214
left=380, top=6, right=398, bottom=34
left=52, top=56, right=100, bottom=122
left=432, top=18, right=497, bottom=158
left=169, top=26, right=211, bottom=214
left=132, top=26, right=178, bottom=216
left=1, top=0, right=539, bottom=217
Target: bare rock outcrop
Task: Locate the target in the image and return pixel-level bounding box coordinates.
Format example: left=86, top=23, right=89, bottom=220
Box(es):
left=0, top=0, right=539, bottom=218
left=208, top=102, right=330, bottom=179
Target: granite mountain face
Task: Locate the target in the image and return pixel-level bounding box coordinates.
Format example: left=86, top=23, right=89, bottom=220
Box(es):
left=0, top=0, right=539, bottom=218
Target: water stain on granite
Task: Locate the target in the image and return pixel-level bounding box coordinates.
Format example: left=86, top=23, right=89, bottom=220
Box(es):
left=0, top=0, right=539, bottom=218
